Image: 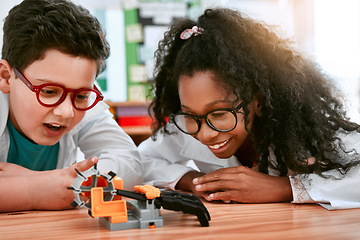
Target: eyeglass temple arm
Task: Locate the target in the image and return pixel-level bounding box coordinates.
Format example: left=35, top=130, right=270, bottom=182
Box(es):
left=93, top=83, right=104, bottom=100
left=13, top=67, right=34, bottom=90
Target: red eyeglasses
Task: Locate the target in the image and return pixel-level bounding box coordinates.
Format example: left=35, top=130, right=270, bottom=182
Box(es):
left=13, top=67, right=104, bottom=111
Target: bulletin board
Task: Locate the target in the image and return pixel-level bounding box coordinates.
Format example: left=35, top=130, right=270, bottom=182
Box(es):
left=123, top=0, right=201, bottom=101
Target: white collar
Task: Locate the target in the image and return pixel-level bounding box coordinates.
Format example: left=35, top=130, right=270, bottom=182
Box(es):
left=0, top=93, right=9, bottom=135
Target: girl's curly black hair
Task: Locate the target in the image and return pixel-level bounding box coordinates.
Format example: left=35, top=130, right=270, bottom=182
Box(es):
left=149, top=8, right=360, bottom=177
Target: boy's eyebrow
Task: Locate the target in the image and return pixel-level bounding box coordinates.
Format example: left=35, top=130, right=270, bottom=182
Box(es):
left=23, top=74, right=57, bottom=84
left=34, top=78, right=56, bottom=83
left=32, top=78, right=71, bottom=86
left=30, top=77, right=94, bottom=89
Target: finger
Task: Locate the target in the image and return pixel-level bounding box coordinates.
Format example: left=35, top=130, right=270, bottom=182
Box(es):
left=195, top=179, right=241, bottom=192
left=208, top=191, right=235, bottom=202
left=194, top=170, right=245, bottom=192
left=201, top=193, right=212, bottom=202
left=72, top=157, right=98, bottom=173
left=193, top=166, right=248, bottom=184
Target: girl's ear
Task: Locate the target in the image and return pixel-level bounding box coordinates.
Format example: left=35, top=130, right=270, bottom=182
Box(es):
left=255, top=101, right=263, bottom=117
left=0, top=60, right=12, bottom=94
left=254, top=93, right=263, bottom=117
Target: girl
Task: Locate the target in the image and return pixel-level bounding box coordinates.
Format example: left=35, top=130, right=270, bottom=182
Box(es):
left=138, top=8, right=360, bottom=209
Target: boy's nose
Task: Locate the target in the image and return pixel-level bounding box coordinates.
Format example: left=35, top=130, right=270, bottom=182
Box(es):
left=52, top=94, right=75, bottom=118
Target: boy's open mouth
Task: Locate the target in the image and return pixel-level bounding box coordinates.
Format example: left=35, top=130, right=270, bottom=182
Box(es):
left=44, top=123, right=63, bottom=131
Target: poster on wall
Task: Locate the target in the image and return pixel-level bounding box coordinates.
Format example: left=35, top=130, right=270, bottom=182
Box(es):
left=124, top=0, right=201, bottom=101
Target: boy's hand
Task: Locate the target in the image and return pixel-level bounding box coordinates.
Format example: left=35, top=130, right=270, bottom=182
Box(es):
left=0, top=157, right=98, bottom=212
left=31, top=157, right=99, bottom=210
left=192, top=166, right=293, bottom=203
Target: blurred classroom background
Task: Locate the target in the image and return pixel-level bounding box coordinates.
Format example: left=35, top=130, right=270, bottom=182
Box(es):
left=1, top=0, right=359, bottom=143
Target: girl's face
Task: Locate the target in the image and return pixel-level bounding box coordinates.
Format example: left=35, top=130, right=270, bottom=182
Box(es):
left=6, top=49, right=97, bottom=145
left=178, top=71, right=260, bottom=159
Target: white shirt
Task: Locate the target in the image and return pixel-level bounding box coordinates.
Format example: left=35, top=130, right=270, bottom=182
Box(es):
left=138, top=123, right=360, bottom=209
left=0, top=93, right=142, bottom=190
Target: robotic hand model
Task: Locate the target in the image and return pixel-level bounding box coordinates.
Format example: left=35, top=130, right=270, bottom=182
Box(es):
left=68, top=164, right=211, bottom=231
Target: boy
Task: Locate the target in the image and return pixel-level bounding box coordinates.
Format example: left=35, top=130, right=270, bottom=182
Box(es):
left=0, top=0, right=142, bottom=212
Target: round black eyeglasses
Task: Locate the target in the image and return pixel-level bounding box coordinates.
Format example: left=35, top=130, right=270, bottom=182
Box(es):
left=169, top=102, right=243, bottom=135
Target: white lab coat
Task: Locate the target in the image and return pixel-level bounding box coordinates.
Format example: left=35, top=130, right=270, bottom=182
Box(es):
left=138, top=123, right=360, bottom=210
left=0, top=92, right=142, bottom=190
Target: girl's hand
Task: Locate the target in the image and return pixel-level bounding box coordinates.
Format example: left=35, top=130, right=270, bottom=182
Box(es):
left=192, top=166, right=293, bottom=203
left=175, top=171, right=208, bottom=199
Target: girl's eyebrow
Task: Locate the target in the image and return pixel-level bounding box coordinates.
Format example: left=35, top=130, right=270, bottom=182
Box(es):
left=181, top=99, right=234, bottom=110
left=180, top=105, right=190, bottom=110
left=206, top=99, right=234, bottom=107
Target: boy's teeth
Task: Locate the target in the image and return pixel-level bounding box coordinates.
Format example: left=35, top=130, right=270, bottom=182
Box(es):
left=46, top=123, right=62, bottom=130
left=209, top=139, right=229, bottom=150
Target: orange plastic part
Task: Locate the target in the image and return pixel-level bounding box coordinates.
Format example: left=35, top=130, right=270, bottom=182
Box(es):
left=90, top=187, right=128, bottom=223
left=81, top=175, right=124, bottom=200
left=113, top=176, right=123, bottom=190
left=112, top=177, right=123, bottom=200
left=134, top=185, right=161, bottom=199
left=148, top=223, right=156, bottom=229
left=81, top=176, right=108, bottom=198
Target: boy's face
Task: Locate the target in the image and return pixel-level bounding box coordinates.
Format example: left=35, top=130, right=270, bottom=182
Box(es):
left=6, top=49, right=98, bottom=145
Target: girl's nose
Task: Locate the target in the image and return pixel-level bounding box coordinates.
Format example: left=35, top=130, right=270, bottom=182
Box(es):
left=195, top=120, right=219, bottom=142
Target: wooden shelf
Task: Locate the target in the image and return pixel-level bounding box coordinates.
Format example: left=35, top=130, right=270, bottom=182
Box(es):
left=122, top=126, right=152, bottom=145
left=106, top=101, right=152, bottom=145
left=105, top=100, right=150, bottom=107
left=121, top=125, right=152, bottom=136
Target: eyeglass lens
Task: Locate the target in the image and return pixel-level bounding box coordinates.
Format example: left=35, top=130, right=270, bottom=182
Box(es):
left=38, top=85, right=98, bottom=109
left=174, top=110, right=237, bottom=134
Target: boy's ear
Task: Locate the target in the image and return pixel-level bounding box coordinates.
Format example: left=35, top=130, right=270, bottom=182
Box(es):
left=0, top=59, right=13, bottom=94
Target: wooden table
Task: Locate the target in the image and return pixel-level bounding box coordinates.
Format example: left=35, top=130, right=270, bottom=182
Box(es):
left=1, top=202, right=360, bottom=239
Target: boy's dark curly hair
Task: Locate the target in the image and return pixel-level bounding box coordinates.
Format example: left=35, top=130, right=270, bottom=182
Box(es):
left=2, top=0, right=110, bottom=75
left=150, top=8, right=360, bottom=176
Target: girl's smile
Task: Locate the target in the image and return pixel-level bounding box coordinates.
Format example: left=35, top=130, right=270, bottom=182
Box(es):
left=208, top=138, right=230, bottom=150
